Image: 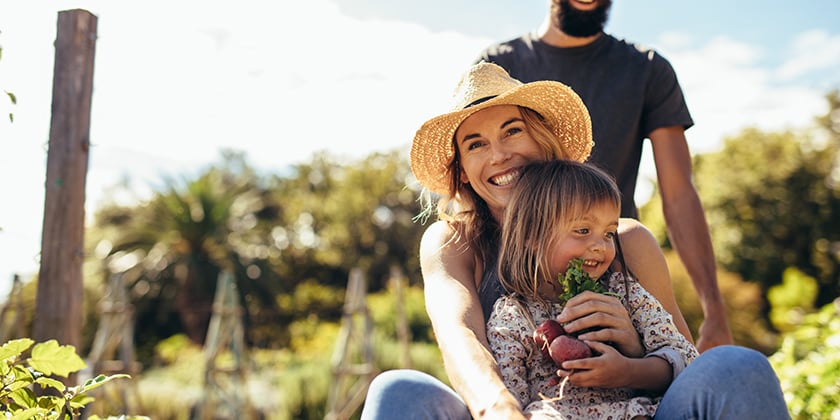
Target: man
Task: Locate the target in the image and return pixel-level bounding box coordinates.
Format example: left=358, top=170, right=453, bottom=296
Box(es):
left=476, top=0, right=732, bottom=352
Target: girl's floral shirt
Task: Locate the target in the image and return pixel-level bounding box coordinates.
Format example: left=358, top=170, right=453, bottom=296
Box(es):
left=486, top=272, right=699, bottom=420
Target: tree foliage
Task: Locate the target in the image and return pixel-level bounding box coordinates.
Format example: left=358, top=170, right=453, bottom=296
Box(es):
left=692, top=91, right=840, bottom=305
left=664, top=250, right=777, bottom=353
left=89, top=151, right=285, bottom=353
left=86, top=149, right=425, bottom=354
left=264, top=150, right=424, bottom=348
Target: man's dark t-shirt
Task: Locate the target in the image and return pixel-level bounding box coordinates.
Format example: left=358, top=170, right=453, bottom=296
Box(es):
left=478, top=32, right=694, bottom=218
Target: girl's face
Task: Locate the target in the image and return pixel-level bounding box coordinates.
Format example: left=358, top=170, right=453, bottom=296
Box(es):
left=455, top=105, right=546, bottom=221
left=547, top=201, right=620, bottom=281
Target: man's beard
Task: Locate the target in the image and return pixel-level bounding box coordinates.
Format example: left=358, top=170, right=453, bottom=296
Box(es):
left=555, top=0, right=611, bottom=37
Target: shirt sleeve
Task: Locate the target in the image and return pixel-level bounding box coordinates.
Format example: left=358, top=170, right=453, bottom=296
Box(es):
left=617, top=274, right=699, bottom=380
left=642, top=51, right=694, bottom=135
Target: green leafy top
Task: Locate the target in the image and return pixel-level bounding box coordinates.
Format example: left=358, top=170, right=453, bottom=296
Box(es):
left=0, top=338, right=137, bottom=420
left=558, top=258, right=617, bottom=302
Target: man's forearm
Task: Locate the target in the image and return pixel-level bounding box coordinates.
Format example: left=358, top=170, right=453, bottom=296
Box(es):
left=663, top=190, right=724, bottom=315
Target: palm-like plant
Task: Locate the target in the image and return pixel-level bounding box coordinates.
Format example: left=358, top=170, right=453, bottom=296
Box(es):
left=91, top=154, right=282, bottom=348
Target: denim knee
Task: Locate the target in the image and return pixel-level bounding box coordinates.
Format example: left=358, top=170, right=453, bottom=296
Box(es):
left=361, top=369, right=470, bottom=420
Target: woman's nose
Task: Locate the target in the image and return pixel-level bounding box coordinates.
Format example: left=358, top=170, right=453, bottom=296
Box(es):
left=489, top=143, right=512, bottom=164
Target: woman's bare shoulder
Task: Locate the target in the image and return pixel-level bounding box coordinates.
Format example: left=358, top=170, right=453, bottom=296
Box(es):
left=420, top=220, right=467, bottom=256
left=617, top=218, right=659, bottom=251
left=419, top=220, right=479, bottom=288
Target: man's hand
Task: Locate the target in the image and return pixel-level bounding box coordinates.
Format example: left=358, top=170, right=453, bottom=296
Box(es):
left=696, top=311, right=733, bottom=352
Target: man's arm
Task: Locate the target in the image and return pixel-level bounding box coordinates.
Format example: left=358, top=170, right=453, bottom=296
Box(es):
left=649, top=126, right=733, bottom=352
left=420, top=221, right=526, bottom=419
left=616, top=219, right=693, bottom=345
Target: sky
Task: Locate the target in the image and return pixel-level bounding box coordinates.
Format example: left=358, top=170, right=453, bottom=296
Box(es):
left=1, top=0, right=839, bottom=297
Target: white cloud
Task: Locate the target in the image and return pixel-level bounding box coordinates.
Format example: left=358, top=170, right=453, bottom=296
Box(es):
left=635, top=32, right=835, bottom=204
left=654, top=34, right=830, bottom=155
left=776, top=30, right=840, bottom=84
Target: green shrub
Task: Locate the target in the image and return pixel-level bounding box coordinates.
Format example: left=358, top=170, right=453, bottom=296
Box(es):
left=0, top=338, right=141, bottom=419
left=770, top=299, right=840, bottom=419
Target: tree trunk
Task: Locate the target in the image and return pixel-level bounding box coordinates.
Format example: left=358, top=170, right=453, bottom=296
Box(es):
left=32, top=9, right=97, bottom=356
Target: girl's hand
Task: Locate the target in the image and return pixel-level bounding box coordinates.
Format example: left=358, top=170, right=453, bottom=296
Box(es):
left=556, top=341, right=632, bottom=389
left=556, top=291, right=644, bottom=358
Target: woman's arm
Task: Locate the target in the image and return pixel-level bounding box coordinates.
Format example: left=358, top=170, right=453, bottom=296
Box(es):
left=420, top=221, right=526, bottom=420
left=616, top=218, right=694, bottom=345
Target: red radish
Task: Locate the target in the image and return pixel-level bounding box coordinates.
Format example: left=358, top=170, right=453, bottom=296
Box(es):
left=548, top=334, right=592, bottom=365
left=533, top=320, right=566, bottom=358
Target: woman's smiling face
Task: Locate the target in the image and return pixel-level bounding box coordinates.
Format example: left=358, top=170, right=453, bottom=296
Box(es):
left=454, top=105, right=546, bottom=221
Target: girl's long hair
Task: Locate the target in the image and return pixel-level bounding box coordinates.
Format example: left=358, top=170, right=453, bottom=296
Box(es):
left=497, top=160, right=621, bottom=305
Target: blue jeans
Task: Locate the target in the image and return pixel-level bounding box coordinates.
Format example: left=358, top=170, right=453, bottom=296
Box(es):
left=360, top=345, right=790, bottom=419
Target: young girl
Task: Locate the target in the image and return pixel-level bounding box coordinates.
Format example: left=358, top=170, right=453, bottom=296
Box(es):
left=487, top=160, right=699, bottom=419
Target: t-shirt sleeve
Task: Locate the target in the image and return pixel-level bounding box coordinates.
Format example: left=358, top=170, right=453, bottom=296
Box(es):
left=641, top=52, right=694, bottom=136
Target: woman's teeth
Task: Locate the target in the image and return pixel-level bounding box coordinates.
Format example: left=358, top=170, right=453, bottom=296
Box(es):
left=491, top=169, right=520, bottom=186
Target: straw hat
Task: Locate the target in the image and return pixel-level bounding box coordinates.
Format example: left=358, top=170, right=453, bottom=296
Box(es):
left=410, top=62, right=593, bottom=195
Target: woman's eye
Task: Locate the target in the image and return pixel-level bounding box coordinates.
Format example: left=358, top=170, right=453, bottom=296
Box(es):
left=605, top=231, right=617, bottom=239
left=461, top=139, right=483, bottom=151
left=574, top=228, right=590, bottom=235
left=467, top=141, right=484, bottom=151
left=505, top=127, right=523, bottom=137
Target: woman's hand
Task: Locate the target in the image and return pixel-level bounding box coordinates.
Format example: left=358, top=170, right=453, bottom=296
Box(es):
left=556, top=291, right=644, bottom=358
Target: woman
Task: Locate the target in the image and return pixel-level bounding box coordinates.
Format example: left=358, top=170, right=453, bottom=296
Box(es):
left=360, top=62, right=788, bottom=419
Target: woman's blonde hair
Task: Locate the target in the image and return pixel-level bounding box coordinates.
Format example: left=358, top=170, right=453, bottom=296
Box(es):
left=417, top=106, right=575, bottom=264
left=497, top=160, right=621, bottom=305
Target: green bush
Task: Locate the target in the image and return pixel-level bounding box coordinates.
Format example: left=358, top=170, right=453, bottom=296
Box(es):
left=770, top=299, right=840, bottom=419
left=0, top=338, right=140, bottom=419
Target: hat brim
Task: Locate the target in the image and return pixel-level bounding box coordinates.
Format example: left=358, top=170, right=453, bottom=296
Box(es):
left=410, top=80, right=593, bottom=195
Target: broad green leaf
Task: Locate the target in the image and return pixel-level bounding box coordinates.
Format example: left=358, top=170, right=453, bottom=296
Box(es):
left=0, top=360, right=11, bottom=376
left=36, top=394, right=65, bottom=410
left=69, top=394, right=95, bottom=408
left=10, top=407, right=48, bottom=420
left=8, top=387, right=37, bottom=409
left=35, top=376, right=67, bottom=392
left=6, top=365, right=36, bottom=392
left=0, top=338, right=34, bottom=361
left=80, top=373, right=130, bottom=392
left=27, top=340, right=86, bottom=377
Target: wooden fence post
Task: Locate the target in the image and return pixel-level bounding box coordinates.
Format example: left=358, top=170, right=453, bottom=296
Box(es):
left=325, top=268, right=376, bottom=420
left=33, top=9, right=97, bottom=354
left=0, top=274, right=24, bottom=342
left=193, top=271, right=257, bottom=420
left=83, top=271, right=143, bottom=416
left=390, top=265, right=412, bottom=369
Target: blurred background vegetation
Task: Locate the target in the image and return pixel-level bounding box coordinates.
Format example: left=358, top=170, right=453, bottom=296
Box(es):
left=1, top=90, right=838, bottom=419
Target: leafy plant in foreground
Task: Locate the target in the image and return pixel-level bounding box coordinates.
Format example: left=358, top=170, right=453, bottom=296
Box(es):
left=0, top=338, right=136, bottom=419
left=558, top=258, right=619, bottom=302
